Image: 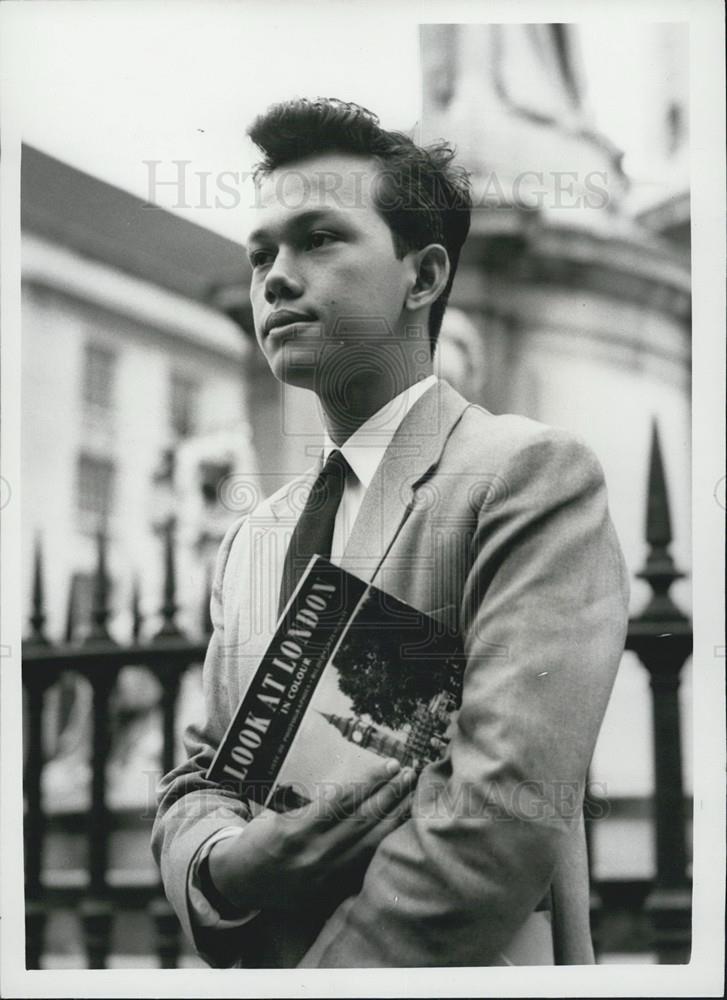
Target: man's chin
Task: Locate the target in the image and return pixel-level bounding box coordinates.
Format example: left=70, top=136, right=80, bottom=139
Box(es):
left=266, top=349, right=319, bottom=393
left=265, top=340, right=346, bottom=394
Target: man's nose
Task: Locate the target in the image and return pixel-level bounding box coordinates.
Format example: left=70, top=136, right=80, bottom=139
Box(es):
left=263, top=250, right=303, bottom=303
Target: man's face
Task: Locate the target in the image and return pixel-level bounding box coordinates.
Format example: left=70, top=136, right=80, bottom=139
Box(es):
left=246, top=153, right=413, bottom=394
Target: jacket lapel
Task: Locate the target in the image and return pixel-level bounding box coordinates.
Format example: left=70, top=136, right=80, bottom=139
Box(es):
left=267, top=454, right=324, bottom=523
left=235, top=380, right=469, bottom=685
left=263, top=379, right=470, bottom=590
left=340, top=379, right=470, bottom=585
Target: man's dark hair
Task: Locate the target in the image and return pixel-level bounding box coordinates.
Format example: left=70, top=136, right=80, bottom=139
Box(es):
left=247, top=97, right=472, bottom=357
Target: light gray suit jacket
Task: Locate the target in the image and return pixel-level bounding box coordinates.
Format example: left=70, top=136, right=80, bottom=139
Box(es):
left=152, top=379, right=629, bottom=968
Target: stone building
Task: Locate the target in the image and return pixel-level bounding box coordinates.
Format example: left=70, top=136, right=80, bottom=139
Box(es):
left=22, top=145, right=257, bottom=644
left=21, top=146, right=259, bottom=813
left=417, top=23, right=691, bottom=883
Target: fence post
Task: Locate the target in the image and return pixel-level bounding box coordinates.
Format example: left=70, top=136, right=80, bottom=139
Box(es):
left=131, top=576, right=143, bottom=643
left=29, top=533, right=49, bottom=645
left=79, top=529, right=118, bottom=968
left=148, top=520, right=184, bottom=967
left=626, top=421, right=692, bottom=962
left=201, top=561, right=214, bottom=637
left=24, top=536, right=52, bottom=968
left=155, top=518, right=182, bottom=640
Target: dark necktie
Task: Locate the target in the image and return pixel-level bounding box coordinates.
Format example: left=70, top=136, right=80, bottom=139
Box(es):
left=277, top=449, right=350, bottom=619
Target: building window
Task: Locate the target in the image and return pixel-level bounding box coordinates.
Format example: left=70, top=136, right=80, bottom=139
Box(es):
left=77, top=453, right=115, bottom=529
left=170, top=372, right=199, bottom=439
left=198, top=459, right=232, bottom=506
left=82, top=343, right=116, bottom=420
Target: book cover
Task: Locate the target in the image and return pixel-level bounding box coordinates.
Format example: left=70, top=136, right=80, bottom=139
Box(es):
left=206, top=555, right=465, bottom=812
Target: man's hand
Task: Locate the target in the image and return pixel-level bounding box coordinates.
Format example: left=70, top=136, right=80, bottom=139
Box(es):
left=207, top=759, right=418, bottom=912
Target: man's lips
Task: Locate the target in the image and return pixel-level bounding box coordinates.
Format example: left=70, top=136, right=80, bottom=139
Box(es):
left=263, top=311, right=316, bottom=337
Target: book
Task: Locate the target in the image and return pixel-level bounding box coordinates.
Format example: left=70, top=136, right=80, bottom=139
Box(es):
left=206, top=555, right=465, bottom=812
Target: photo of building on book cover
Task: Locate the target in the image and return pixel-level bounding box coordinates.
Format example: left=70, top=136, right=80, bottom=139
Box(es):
left=207, top=557, right=466, bottom=813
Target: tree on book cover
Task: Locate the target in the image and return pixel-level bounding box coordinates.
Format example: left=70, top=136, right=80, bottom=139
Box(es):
left=207, top=555, right=465, bottom=812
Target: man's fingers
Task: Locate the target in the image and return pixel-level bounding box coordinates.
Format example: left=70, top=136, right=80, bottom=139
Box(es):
left=352, top=787, right=415, bottom=847
left=311, top=758, right=405, bottom=827
left=353, top=768, right=418, bottom=826
left=318, top=766, right=419, bottom=850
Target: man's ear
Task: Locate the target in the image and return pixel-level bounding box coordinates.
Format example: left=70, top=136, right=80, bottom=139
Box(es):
left=404, top=244, right=451, bottom=312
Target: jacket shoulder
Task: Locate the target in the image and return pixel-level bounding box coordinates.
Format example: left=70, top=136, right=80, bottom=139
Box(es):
left=247, top=464, right=317, bottom=518
left=452, top=405, right=602, bottom=471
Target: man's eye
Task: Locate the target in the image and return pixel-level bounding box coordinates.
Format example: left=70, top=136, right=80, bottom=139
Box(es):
left=249, top=249, right=274, bottom=268
left=306, top=231, right=335, bottom=250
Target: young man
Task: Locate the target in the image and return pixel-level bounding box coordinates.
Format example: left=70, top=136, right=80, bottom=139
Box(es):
left=152, top=98, right=629, bottom=968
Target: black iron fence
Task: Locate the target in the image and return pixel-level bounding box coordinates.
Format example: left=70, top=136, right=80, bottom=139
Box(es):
left=23, top=522, right=209, bottom=969
left=22, top=423, right=692, bottom=968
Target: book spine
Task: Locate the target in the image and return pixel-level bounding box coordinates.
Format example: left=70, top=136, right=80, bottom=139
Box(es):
left=206, top=558, right=366, bottom=804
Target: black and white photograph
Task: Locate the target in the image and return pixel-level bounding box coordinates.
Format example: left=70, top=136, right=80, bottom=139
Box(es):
left=0, top=0, right=724, bottom=996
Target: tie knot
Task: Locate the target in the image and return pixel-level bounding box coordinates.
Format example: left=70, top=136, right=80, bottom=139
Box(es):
left=321, top=448, right=350, bottom=480
left=307, top=448, right=349, bottom=508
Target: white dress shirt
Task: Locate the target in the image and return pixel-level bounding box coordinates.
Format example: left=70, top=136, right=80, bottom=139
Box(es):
left=189, top=374, right=439, bottom=928
left=325, top=373, right=437, bottom=559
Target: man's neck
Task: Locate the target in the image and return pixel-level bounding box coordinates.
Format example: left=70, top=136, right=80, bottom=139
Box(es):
left=320, top=369, right=433, bottom=446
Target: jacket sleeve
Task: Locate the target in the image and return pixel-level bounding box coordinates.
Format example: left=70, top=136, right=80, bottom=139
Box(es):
left=151, top=515, right=254, bottom=967
left=299, top=428, right=630, bottom=967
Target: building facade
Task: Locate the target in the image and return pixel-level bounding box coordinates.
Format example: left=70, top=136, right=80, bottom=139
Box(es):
left=22, top=147, right=258, bottom=644
left=418, top=23, right=692, bottom=883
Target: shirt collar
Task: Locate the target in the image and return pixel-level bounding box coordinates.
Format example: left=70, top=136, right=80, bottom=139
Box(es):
left=322, top=374, right=438, bottom=489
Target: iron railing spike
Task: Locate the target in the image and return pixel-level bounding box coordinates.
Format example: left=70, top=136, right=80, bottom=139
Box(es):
left=201, top=561, right=214, bottom=636
left=87, top=526, right=113, bottom=643
left=131, top=576, right=143, bottom=643
left=63, top=574, right=78, bottom=645
left=646, top=418, right=673, bottom=549
left=29, top=533, right=49, bottom=645
left=154, top=518, right=184, bottom=640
